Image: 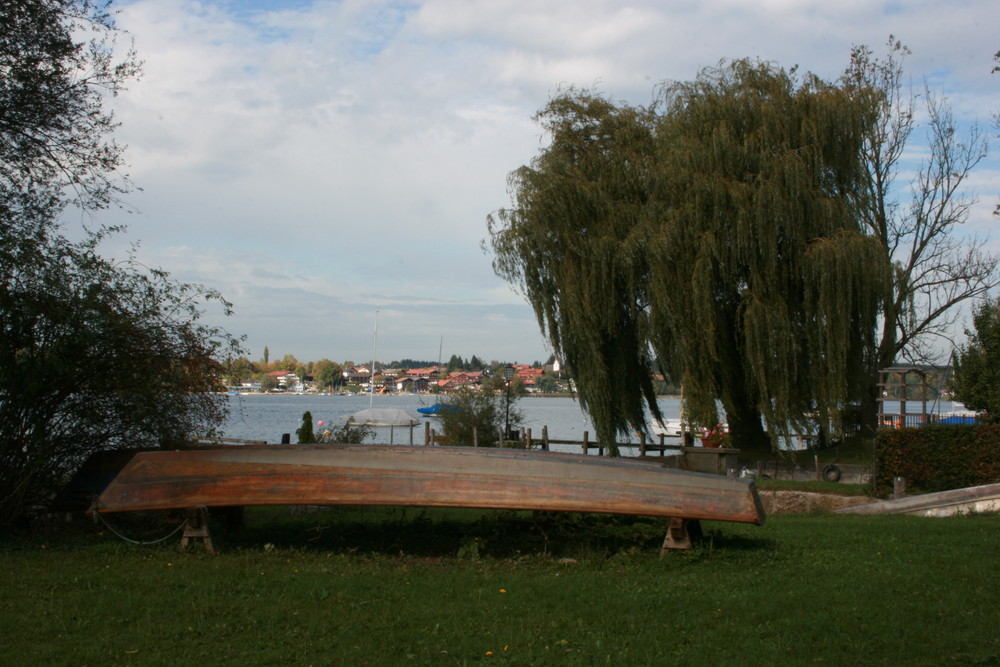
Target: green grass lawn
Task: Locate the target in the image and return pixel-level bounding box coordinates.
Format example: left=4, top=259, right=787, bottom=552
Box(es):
left=2, top=507, right=997, bottom=666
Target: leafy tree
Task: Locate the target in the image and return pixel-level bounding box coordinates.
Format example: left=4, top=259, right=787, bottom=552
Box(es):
left=260, top=374, right=279, bottom=392
left=649, top=61, right=886, bottom=449
left=276, top=353, right=300, bottom=372
left=0, top=0, right=140, bottom=211
left=312, top=359, right=343, bottom=391
left=0, top=1, right=242, bottom=527
left=951, top=297, right=1000, bottom=423
left=222, top=356, right=255, bottom=385
left=489, top=62, right=886, bottom=452
left=841, top=38, right=997, bottom=431
left=536, top=375, right=558, bottom=393
left=489, top=91, right=661, bottom=454
left=0, top=226, right=242, bottom=526
left=297, top=411, right=317, bottom=444
left=438, top=388, right=523, bottom=447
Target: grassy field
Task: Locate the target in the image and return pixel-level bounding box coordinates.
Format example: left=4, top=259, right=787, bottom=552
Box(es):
left=2, top=506, right=997, bottom=666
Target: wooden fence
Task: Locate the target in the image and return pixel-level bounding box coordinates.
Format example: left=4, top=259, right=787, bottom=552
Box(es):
left=425, top=423, right=681, bottom=456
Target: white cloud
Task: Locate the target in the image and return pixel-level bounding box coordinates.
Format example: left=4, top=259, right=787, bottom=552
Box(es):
left=97, top=0, right=1000, bottom=362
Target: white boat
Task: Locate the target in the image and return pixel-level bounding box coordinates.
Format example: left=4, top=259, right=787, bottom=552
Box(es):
left=651, top=418, right=687, bottom=438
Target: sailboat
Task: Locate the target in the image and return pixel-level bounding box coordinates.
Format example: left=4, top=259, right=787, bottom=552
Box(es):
left=345, top=310, right=422, bottom=428
left=416, top=336, right=457, bottom=417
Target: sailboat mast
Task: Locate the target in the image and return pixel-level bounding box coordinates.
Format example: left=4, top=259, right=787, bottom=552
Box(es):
left=369, top=310, right=379, bottom=409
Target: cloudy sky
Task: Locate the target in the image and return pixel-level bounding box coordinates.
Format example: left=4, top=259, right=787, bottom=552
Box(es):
left=98, top=0, right=999, bottom=365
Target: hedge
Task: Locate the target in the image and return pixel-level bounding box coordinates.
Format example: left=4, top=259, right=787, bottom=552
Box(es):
left=875, top=424, right=1000, bottom=493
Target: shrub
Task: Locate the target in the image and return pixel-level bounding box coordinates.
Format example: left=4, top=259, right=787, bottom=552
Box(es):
left=875, top=424, right=1000, bottom=493
left=438, top=387, right=523, bottom=447
left=317, top=419, right=373, bottom=445
left=297, top=412, right=316, bottom=444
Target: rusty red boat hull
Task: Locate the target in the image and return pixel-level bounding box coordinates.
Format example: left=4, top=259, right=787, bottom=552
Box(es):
left=93, top=445, right=765, bottom=525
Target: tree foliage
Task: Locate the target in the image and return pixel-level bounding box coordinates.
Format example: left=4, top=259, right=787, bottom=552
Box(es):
left=0, top=225, right=241, bottom=526
left=312, top=359, right=343, bottom=391
left=489, top=61, right=888, bottom=452
left=649, top=60, right=887, bottom=447
left=489, top=91, right=660, bottom=453
left=0, top=0, right=139, bottom=212
left=438, top=387, right=523, bottom=447
left=951, top=297, right=1000, bottom=423
left=0, top=1, right=242, bottom=527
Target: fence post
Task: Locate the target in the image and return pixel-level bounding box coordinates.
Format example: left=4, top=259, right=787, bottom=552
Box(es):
left=583, top=431, right=589, bottom=455
left=639, top=432, right=647, bottom=457
left=424, top=421, right=430, bottom=446
left=542, top=425, right=549, bottom=451
left=473, top=426, right=478, bottom=447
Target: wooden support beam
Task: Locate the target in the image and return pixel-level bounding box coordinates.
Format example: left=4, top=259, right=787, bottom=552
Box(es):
left=660, top=517, right=702, bottom=554
left=179, top=506, right=214, bottom=554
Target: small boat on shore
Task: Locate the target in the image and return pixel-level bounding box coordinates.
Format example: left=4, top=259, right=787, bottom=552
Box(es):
left=651, top=418, right=687, bottom=438
left=342, top=407, right=422, bottom=427
left=92, top=445, right=765, bottom=525
left=416, top=403, right=459, bottom=417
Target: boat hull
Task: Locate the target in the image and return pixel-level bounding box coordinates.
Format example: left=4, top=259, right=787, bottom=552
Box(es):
left=93, top=445, right=765, bottom=525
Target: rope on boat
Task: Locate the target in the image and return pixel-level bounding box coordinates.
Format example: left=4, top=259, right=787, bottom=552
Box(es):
left=90, top=501, right=190, bottom=546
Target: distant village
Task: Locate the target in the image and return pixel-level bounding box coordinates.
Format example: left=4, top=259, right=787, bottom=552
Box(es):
left=231, top=362, right=563, bottom=395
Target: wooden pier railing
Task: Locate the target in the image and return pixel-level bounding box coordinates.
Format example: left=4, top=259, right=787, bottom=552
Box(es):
left=425, top=423, right=681, bottom=456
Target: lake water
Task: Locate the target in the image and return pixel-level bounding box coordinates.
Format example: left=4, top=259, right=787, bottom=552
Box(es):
left=220, top=393, right=684, bottom=456
left=219, top=394, right=964, bottom=455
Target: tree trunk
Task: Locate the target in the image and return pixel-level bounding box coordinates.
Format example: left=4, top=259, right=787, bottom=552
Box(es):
left=726, top=402, right=768, bottom=451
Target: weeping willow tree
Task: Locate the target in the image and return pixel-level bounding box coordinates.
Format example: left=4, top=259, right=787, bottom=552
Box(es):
left=488, top=91, right=659, bottom=454
left=488, top=62, right=889, bottom=453
left=647, top=60, right=889, bottom=449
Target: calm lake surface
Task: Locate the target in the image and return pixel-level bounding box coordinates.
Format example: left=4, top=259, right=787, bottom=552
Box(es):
left=219, top=394, right=962, bottom=455
left=220, top=394, right=684, bottom=455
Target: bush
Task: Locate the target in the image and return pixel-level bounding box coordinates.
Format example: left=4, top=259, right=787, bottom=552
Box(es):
left=0, top=1, right=240, bottom=529
left=317, top=419, right=374, bottom=445
left=438, top=387, right=523, bottom=447
left=875, top=424, right=1000, bottom=493
left=952, top=297, right=1000, bottom=423
left=297, top=412, right=316, bottom=444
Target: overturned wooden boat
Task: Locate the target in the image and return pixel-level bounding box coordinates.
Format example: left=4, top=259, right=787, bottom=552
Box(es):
left=93, top=445, right=765, bottom=527
left=835, top=482, right=1000, bottom=517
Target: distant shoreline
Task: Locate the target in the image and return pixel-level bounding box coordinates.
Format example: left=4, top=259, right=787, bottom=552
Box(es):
left=225, top=391, right=683, bottom=399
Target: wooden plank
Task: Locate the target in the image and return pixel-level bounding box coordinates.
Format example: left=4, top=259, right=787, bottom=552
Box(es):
left=94, top=445, right=765, bottom=525
left=836, top=482, right=1000, bottom=517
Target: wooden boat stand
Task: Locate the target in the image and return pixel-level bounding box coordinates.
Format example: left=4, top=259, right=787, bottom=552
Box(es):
left=179, top=506, right=214, bottom=554
left=171, top=507, right=702, bottom=555
left=661, top=517, right=703, bottom=554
